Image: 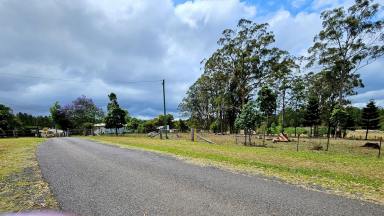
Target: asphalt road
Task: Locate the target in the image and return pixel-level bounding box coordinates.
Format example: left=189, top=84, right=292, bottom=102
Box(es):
left=37, top=137, right=384, bottom=216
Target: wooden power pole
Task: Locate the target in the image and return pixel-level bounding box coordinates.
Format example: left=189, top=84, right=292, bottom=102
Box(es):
left=162, top=79, right=168, bottom=139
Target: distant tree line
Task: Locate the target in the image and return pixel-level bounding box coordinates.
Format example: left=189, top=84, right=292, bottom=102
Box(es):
left=49, top=92, right=190, bottom=135
left=1, top=92, right=190, bottom=137
left=0, top=104, right=52, bottom=136
left=179, top=0, right=384, bottom=144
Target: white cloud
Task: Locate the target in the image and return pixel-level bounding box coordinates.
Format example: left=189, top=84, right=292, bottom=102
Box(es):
left=175, top=0, right=256, bottom=28
left=311, top=0, right=384, bottom=10
left=0, top=0, right=383, bottom=117
left=0, top=0, right=257, bottom=117
left=291, top=0, right=307, bottom=8
left=352, top=89, right=384, bottom=108
left=267, top=10, right=322, bottom=55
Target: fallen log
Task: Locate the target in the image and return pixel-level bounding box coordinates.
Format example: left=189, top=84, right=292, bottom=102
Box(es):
left=197, top=134, right=215, bottom=144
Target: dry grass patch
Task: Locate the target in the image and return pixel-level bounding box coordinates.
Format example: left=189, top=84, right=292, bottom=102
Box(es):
left=0, top=138, right=58, bottom=212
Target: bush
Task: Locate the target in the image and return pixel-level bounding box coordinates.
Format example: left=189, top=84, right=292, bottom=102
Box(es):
left=283, top=127, right=307, bottom=135
left=210, top=121, right=219, bottom=133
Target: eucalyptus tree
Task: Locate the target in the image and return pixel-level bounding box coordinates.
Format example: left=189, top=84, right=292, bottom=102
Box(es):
left=288, top=75, right=306, bottom=136
left=305, top=70, right=339, bottom=146
left=180, top=19, right=293, bottom=132
left=204, top=53, right=231, bottom=133
left=270, top=55, right=298, bottom=133
left=213, top=19, right=278, bottom=131
left=330, top=105, right=349, bottom=139
left=256, top=86, right=277, bottom=134
left=235, top=101, right=261, bottom=145
left=308, top=0, right=384, bottom=105
left=179, top=75, right=216, bottom=129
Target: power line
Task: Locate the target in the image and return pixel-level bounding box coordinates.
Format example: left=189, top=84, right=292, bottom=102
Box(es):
left=0, top=72, right=162, bottom=84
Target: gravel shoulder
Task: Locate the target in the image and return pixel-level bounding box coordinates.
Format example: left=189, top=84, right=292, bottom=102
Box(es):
left=37, top=137, right=384, bottom=216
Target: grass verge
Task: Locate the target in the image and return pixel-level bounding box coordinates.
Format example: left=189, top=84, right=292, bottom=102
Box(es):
left=85, top=136, right=384, bottom=204
left=0, top=138, right=58, bottom=212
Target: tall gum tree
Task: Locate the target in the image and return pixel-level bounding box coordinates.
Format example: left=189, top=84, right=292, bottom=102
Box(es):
left=180, top=19, right=294, bottom=133
left=308, top=0, right=384, bottom=104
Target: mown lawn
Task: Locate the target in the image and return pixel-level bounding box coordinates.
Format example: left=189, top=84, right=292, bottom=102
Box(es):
left=0, top=138, right=58, bottom=212
left=85, top=135, right=384, bottom=204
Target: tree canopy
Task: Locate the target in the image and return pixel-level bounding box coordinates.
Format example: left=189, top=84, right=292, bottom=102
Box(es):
left=179, top=0, right=384, bottom=141
left=308, top=0, right=384, bottom=105
left=362, top=100, right=380, bottom=139
left=50, top=96, right=103, bottom=130
left=180, top=19, right=293, bottom=132
left=105, top=92, right=127, bottom=135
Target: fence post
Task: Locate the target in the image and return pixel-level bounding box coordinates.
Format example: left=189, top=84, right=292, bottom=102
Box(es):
left=191, top=128, right=195, bottom=142
left=262, top=125, right=266, bottom=146
left=379, top=137, right=382, bottom=159
left=297, top=134, right=300, bottom=152
left=160, top=129, right=163, bottom=140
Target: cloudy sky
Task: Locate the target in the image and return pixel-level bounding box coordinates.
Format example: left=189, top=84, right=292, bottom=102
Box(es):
left=0, top=0, right=383, bottom=118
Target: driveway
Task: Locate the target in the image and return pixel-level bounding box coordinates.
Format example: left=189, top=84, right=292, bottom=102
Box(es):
left=37, top=137, right=384, bottom=216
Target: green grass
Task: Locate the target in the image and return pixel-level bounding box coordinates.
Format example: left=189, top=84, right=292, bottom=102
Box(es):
left=85, top=135, right=384, bottom=204
left=0, top=138, right=58, bottom=212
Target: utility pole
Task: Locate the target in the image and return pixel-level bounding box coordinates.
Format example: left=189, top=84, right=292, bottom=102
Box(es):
left=162, top=79, right=168, bottom=139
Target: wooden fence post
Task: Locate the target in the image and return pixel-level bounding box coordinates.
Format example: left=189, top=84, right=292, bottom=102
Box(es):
left=379, top=137, right=382, bottom=159
left=297, top=134, right=300, bottom=152
left=262, top=126, right=266, bottom=146
left=191, top=128, right=195, bottom=142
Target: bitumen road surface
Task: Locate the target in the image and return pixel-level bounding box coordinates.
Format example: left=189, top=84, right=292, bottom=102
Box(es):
left=37, top=137, right=384, bottom=216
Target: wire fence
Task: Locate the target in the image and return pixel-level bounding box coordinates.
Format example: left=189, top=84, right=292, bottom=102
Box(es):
left=1, top=127, right=382, bottom=158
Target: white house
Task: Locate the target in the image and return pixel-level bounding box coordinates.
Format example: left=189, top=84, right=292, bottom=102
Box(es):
left=93, top=123, right=127, bottom=135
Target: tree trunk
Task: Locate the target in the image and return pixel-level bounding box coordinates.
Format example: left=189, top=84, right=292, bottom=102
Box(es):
left=115, top=128, right=118, bottom=136
left=365, top=121, right=369, bottom=140
left=220, top=106, right=223, bottom=134
left=294, top=102, right=298, bottom=137
left=310, top=126, right=313, bottom=138
left=334, top=125, right=338, bottom=139
left=263, top=125, right=266, bottom=146
left=248, top=130, right=251, bottom=146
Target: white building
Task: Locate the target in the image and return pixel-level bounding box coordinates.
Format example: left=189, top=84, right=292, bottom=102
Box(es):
left=93, top=123, right=127, bottom=135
